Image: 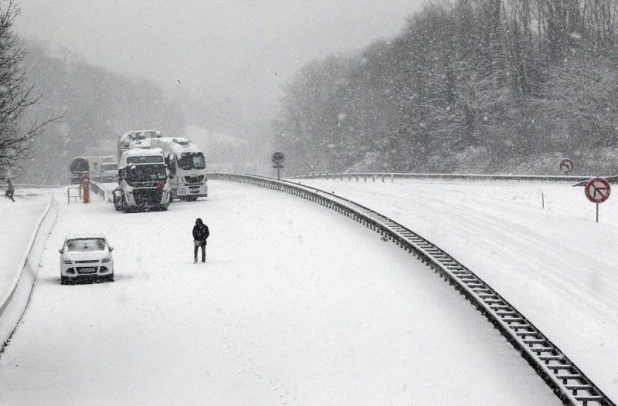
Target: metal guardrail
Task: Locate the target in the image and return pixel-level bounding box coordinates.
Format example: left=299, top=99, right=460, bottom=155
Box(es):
left=89, top=181, right=110, bottom=201
left=291, top=172, right=618, bottom=184
left=67, top=186, right=82, bottom=204
left=210, top=173, right=615, bottom=406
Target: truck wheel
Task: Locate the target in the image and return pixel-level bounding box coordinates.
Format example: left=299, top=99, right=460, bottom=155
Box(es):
left=121, top=196, right=130, bottom=213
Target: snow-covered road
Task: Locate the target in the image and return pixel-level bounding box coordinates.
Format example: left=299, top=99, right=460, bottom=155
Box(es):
left=0, top=180, right=559, bottom=405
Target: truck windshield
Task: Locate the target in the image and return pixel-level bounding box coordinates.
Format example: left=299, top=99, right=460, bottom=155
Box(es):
left=101, top=164, right=118, bottom=171
left=127, top=155, right=164, bottom=164
left=125, top=165, right=167, bottom=182
left=177, top=152, right=206, bottom=170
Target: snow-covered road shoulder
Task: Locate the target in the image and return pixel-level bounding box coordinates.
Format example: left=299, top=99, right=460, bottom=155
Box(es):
left=0, top=190, right=58, bottom=352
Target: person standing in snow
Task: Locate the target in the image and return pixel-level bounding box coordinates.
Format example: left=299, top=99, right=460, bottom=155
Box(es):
left=192, top=218, right=209, bottom=263
left=5, top=179, right=15, bottom=202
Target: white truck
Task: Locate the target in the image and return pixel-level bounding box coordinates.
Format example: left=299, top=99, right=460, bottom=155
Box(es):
left=149, top=137, right=208, bottom=201
left=113, top=131, right=170, bottom=212
left=69, top=155, right=118, bottom=184
left=84, top=155, right=118, bottom=182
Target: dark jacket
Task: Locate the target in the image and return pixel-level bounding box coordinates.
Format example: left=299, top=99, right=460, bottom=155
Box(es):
left=192, top=218, right=209, bottom=242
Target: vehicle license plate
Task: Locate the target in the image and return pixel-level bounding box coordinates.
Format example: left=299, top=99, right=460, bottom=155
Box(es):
left=78, top=267, right=96, bottom=274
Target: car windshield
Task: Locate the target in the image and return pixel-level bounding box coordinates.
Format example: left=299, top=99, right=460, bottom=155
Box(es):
left=177, top=152, right=205, bottom=170
left=125, top=164, right=167, bottom=182
left=65, top=238, right=106, bottom=252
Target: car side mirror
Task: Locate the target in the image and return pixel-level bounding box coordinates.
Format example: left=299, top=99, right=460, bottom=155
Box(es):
left=109, top=246, right=114, bottom=252
left=58, top=248, right=63, bottom=254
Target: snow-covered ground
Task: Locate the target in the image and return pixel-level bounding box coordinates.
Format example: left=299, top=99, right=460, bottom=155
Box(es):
left=299, top=177, right=618, bottom=402
left=0, top=178, right=614, bottom=404
left=0, top=188, right=51, bottom=305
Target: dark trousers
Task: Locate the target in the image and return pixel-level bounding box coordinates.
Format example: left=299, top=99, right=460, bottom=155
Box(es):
left=194, top=241, right=206, bottom=262
left=5, top=190, right=14, bottom=202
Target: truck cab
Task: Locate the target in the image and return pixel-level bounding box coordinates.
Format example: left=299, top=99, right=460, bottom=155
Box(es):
left=113, top=148, right=170, bottom=212
left=150, top=137, right=208, bottom=201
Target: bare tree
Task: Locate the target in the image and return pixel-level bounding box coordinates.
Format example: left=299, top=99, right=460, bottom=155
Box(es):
left=0, top=0, right=54, bottom=178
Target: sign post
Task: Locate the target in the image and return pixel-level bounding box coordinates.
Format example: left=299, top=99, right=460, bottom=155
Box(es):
left=584, top=177, right=611, bottom=222
left=271, top=152, right=285, bottom=180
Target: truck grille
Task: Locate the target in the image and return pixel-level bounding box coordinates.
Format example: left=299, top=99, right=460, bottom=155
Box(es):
left=134, top=189, right=163, bottom=206
left=184, top=175, right=204, bottom=184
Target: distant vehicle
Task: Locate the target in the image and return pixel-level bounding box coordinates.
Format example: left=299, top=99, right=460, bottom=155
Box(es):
left=99, top=161, right=119, bottom=183
left=85, top=155, right=118, bottom=182
left=113, top=147, right=170, bottom=212
left=58, top=233, right=114, bottom=284
left=150, top=137, right=208, bottom=201
left=68, top=155, right=118, bottom=183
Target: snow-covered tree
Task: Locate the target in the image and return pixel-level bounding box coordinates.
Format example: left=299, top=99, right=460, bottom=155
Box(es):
left=0, top=1, right=50, bottom=177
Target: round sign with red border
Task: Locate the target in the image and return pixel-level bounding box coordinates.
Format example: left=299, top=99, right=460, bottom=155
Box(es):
left=271, top=152, right=285, bottom=165
left=560, top=158, right=573, bottom=174
left=585, top=177, right=611, bottom=203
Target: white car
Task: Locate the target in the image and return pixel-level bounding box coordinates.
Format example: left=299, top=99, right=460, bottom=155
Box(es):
left=59, top=233, right=114, bottom=284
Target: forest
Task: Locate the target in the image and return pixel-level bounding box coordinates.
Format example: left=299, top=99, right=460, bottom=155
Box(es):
left=19, top=43, right=185, bottom=184
left=273, top=0, right=618, bottom=176
left=17, top=43, right=272, bottom=183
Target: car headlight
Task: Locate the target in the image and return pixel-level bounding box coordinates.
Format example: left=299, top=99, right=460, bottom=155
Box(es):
left=63, top=259, right=72, bottom=264
left=102, top=256, right=111, bottom=263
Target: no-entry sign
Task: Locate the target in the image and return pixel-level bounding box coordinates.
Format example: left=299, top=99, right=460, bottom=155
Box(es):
left=271, top=152, right=285, bottom=165
left=560, top=158, right=573, bottom=174
left=585, top=177, right=611, bottom=203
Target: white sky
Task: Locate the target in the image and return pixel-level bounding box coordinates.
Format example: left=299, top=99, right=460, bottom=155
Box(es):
left=15, top=1, right=424, bottom=108
left=1, top=178, right=616, bottom=404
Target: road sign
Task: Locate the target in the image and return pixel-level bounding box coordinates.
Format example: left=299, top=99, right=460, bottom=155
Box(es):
left=560, top=158, right=573, bottom=174
left=272, top=152, right=285, bottom=165
left=585, top=177, right=611, bottom=203
left=307, top=162, right=318, bottom=172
